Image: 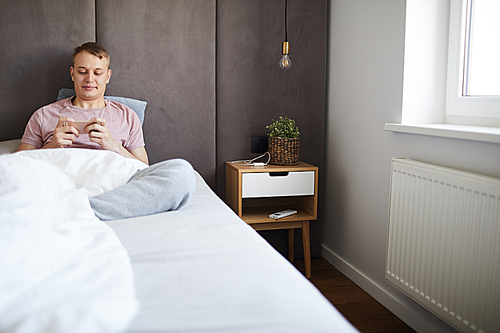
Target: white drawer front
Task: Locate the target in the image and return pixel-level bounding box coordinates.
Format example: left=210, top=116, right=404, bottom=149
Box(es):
left=242, top=171, right=315, bottom=198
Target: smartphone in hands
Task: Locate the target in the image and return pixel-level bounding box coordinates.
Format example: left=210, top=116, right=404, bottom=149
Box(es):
left=70, top=120, right=96, bottom=134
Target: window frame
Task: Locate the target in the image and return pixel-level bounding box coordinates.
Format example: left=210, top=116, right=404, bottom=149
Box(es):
left=445, top=0, right=500, bottom=124
left=386, top=0, right=500, bottom=144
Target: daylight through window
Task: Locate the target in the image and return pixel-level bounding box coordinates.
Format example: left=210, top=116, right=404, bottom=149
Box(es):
left=462, top=0, right=500, bottom=96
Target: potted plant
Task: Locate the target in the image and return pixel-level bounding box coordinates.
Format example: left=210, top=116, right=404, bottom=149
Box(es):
left=266, top=116, right=300, bottom=165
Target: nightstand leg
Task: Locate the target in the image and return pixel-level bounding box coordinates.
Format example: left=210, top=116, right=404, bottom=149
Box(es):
left=302, top=221, right=311, bottom=279
left=288, top=229, right=294, bottom=262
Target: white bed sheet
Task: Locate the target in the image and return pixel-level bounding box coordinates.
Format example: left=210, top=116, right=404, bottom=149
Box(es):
left=108, top=172, right=358, bottom=333
left=0, top=139, right=357, bottom=332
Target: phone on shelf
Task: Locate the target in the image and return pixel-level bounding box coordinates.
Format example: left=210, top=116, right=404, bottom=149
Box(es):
left=269, top=209, right=298, bottom=219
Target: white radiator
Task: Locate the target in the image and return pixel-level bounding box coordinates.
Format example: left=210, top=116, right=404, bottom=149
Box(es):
left=386, top=158, right=500, bottom=333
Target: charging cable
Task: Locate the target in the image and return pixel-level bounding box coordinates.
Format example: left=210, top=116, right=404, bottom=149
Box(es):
left=230, top=152, right=270, bottom=166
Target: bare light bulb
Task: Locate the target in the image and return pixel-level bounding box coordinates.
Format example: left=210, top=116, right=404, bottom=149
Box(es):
left=279, top=41, right=291, bottom=70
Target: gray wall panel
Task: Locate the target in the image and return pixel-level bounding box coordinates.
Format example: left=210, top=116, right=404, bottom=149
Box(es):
left=216, top=0, right=327, bottom=257
left=96, top=0, right=216, bottom=188
left=0, top=0, right=95, bottom=141
left=1, top=0, right=326, bottom=258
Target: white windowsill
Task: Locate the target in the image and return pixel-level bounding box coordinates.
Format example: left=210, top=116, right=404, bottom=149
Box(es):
left=385, top=123, right=500, bottom=144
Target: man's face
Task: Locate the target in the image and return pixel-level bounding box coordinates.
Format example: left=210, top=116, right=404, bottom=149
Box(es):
left=70, top=51, right=111, bottom=102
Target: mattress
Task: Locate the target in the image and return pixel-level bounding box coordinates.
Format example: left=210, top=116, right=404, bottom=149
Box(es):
left=108, top=172, right=358, bottom=332
left=0, top=141, right=357, bottom=332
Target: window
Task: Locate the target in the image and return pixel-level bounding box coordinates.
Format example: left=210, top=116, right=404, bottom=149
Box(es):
left=446, top=0, right=500, bottom=125
left=462, top=0, right=500, bottom=96
left=386, top=0, right=500, bottom=144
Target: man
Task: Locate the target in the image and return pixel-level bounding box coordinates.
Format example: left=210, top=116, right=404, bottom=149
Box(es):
left=17, top=42, right=195, bottom=220
left=18, top=42, right=148, bottom=164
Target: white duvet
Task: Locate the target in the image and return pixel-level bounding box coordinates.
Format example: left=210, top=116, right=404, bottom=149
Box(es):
left=0, top=149, right=147, bottom=333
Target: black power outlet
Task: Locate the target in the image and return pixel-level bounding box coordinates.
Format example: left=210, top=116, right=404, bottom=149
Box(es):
left=251, top=136, right=268, bottom=153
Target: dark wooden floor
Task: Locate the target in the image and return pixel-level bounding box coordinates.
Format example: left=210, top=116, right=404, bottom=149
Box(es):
left=293, top=258, right=416, bottom=333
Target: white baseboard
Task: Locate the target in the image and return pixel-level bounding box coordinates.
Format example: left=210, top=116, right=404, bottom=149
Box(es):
left=321, top=244, right=457, bottom=333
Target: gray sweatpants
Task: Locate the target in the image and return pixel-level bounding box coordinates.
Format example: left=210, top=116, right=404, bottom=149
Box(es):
left=89, top=158, right=196, bottom=221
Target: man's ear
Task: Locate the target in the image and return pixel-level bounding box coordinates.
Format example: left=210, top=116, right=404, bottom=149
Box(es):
left=70, top=66, right=75, bottom=81
left=106, top=68, right=112, bottom=84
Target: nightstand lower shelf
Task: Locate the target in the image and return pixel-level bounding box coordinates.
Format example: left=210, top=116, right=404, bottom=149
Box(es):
left=241, top=206, right=314, bottom=224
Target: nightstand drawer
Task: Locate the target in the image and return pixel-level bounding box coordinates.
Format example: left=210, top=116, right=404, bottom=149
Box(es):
left=242, top=171, right=315, bottom=198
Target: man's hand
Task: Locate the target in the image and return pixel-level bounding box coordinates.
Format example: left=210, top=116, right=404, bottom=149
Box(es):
left=87, top=117, right=149, bottom=164
left=44, top=117, right=78, bottom=149
left=86, top=117, right=120, bottom=152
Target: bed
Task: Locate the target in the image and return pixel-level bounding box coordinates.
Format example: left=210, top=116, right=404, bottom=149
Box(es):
left=0, top=141, right=358, bottom=333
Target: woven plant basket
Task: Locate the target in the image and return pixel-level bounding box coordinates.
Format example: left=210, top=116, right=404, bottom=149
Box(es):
left=268, top=137, right=300, bottom=165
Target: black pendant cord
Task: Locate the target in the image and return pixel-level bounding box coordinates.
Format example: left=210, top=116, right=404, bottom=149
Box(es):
left=284, top=0, right=288, bottom=41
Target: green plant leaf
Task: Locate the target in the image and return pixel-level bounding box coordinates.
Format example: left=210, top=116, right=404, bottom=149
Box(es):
left=266, top=116, right=300, bottom=138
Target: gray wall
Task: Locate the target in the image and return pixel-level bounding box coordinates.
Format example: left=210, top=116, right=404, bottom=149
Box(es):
left=216, top=0, right=327, bottom=258
left=0, top=0, right=95, bottom=141
left=324, top=1, right=500, bottom=332
left=96, top=0, right=217, bottom=187
left=0, top=0, right=327, bottom=258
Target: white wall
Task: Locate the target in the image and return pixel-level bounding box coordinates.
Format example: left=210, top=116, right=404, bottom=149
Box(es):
left=324, top=1, right=500, bottom=332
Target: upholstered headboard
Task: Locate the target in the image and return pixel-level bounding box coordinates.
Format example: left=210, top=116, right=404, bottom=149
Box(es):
left=0, top=0, right=327, bottom=257
left=0, top=0, right=216, bottom=187
left=0, top=1, right=94, bottom=143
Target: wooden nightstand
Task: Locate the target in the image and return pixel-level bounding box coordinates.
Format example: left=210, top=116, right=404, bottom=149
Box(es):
left=225, top=161, right=318, bottom=278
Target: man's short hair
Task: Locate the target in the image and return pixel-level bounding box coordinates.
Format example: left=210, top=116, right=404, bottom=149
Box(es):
left=72, top=42, right=110, bottom=69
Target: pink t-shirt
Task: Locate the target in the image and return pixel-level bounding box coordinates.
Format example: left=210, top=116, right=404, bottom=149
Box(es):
left=21, top=97, right=144, bottom=151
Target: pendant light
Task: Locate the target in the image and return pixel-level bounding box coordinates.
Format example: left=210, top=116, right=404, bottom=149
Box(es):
left=279, top=0, right=291, bottom=69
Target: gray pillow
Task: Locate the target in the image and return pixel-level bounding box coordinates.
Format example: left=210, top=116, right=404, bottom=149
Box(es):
left=0, top=139, right=21, bottom=155
left=57, top=88, right=146, bottom=124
